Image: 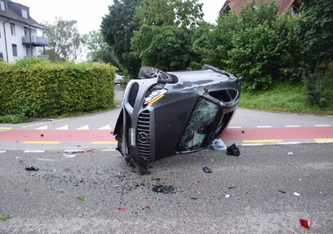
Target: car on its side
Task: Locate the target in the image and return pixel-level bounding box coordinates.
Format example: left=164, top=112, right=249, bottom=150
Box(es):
left=113, top=65, right=243, bottom=173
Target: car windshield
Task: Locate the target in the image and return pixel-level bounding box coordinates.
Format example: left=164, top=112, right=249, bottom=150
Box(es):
left=177, top=97, right=218, bottom=150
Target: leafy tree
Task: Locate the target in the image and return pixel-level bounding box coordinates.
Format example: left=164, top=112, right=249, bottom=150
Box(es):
left=296, top=0, right=333, bottom=70
left=44, top=17, right=82, bottom=61
left=192, top=13, right=240, bottom=69
left=135, top=0, right=204, bottom=27
left=101, top=0, right=142, bottom=79
left=82, top=30, right=118, bottom=67
left=131, top=25, right=193, bottom=70
left=226, top=1, right=301, bottom=91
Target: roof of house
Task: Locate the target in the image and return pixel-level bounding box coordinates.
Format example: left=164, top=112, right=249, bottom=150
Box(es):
left=0, top=0, right=44, bottom=28
left=220, top=0, right=297, bottom=15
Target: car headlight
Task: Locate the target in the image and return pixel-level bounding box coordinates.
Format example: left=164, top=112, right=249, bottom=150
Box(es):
left=144, top=89, right=168, bottom=105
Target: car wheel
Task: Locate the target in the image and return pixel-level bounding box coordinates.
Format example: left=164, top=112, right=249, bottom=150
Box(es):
left=138, top=66, right=174, bottom=84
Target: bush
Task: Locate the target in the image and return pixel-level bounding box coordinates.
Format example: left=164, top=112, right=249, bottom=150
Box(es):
left=0, top=59, right=117, bottom=121
left=303, top=66, right=333, bottom=108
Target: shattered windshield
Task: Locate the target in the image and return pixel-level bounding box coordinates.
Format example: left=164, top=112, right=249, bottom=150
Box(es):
left=178, top=97, right=218, bottom=150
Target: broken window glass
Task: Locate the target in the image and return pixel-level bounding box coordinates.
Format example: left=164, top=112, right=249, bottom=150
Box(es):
left=178, top=97, right=218, bottom=150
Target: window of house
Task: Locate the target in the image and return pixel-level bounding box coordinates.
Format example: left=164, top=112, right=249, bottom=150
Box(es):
left=0, top=52, right=4, bottom=60
left=24, top=27, right=29, bottom=36
left=12, top=44, right=17, bottom=57
left=22, top=9, right=28, bottom=19
left=10, top=23, right=15, bottom=36
left=291, top=5, right=301, bottom=16
left=0, top=1, right=6, bottom=11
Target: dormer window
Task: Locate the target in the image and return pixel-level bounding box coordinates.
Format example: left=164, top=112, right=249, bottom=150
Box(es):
left=0, top=0, right=6, bottom=11
left=22, top=9, right=28, bottom=18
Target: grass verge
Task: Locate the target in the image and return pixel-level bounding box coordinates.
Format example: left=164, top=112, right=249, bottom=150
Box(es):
left=239, top=84, right=333, bottom=115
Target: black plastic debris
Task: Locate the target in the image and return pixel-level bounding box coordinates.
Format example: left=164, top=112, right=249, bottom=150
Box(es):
left=203, top=167, right=213, bottom=173
left=241, top=131, right=245, bottom=134
left=41, top=134, right=44, bottom=137
left=25, top=166, right=39, bottom=171
left=228, top=187, right=237, bottom=189
left=278, top=190, right=286, bottom=194
left=227, top=144, right=240, bottom=156
left=152, top=185, right=175, bottom=194
left=139, top=166, right=151, bottom=175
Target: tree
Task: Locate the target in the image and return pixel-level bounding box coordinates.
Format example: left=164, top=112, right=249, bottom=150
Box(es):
left=44, top=17, right=82, bottom=61
left=82, top=30, right=118, bottom=67
left=131, top=25, right=194, bottom=71
left=101, top=0, right=142, bottom=79
left=135, top=0, right=204, bottom=28
left=296, top=0, right=333, bottom=70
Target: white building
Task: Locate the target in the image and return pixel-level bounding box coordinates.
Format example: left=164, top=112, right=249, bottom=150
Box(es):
left=0, top=0, right=48, bottom=63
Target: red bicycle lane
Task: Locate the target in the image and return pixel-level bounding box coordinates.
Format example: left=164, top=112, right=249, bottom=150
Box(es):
left=0, top=127, right=332, bottom=142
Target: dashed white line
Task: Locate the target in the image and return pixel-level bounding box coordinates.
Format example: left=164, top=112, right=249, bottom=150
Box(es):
left=77, top=125, right=89, bottom=130
left=36, top=125, right=48, bottom=130
left=99, top=125, right=112, bottom=130
left=315, top=125, right=331, bottom=127
left=228, top=126, right=242, bottom=129
left=56, top=125, right=68, bottom=130
left=286, top=125, right=301, bottom=128
left=257, top=126, right=272, bottom=128
left=24, top=150, right=45, bottom=153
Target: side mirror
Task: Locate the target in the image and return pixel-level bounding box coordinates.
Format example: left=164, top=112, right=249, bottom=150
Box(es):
left=237, top=76, right=245, bottom=85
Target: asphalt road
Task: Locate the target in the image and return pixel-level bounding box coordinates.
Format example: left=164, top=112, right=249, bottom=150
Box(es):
left=1, top=144, right=333, bottom=234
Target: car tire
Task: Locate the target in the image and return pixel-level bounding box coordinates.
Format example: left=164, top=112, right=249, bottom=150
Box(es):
left=138, top=66, right=174, bottom=84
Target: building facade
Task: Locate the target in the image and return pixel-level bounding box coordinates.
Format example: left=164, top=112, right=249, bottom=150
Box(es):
left=0, top=0, right=48, bottom=63
left=220, top=0, right=301, bottom=16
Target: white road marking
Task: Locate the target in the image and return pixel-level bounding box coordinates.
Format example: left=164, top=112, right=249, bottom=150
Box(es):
left=316, top=141, right=333, bottom=144
left=241, top=144, right=264, bottom=146
left=0, top=151, right=6, bottom=154
left=228, top=126, right=242, bottom=129
left=257, top=126, right=272, bottom=128
left=56, top=125, right=68, bottom=130
left=77, top=125, right=89, bottom=130
left=278, top=142, right=301, bottom=145
left=35, top=125, right=48, bottom=130
left=64, top=154, right=76, bottom=158
left=286, top=125, right=301, bottom=127
left=101, top=149, right=116, bottom=151
left=99, top=125, right=112, bottom=130
left=24, top=150, right=45, bottom=153
left=315, top=125, right=331, bottom=127
left=37, top=158, right=56, bottom=162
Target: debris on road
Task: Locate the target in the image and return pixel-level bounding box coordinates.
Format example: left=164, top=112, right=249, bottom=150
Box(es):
left=288, top=152, right=293, bottom=156
left=278, top=190, right=286, bottom=194
left=202, top=167, right=213, bottom=173
left=85, top=149, right=94, bottom=152
left=228, top=187, right=237, bottom=190
left=242, top=130, right=245, bottom=134
left=64, top=154, right=76, bottom=158
left=152, top=185, right=175, bottom=194
left=25, top=166, right=39, bottom=171
left=227, top=144, right=240, bottom=156
left=145, top=206, right=150, bottom=209
left=212, top=139, right=227, bottom=151
left=293, top=192, right=300, bottom=196
left=300, top=218, right=313, bottom=229
left=41, top=134, right=44, bottom=137
left=225, top=194, right=231, bottom=198
left=117, top=207, right=127, bottom=210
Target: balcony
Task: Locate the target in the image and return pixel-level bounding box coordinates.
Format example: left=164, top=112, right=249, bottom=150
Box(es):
left=22, top=36, right=48, bottom=47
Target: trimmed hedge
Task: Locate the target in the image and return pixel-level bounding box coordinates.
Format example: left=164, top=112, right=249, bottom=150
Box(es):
left=0, top=60, right=117, bottom=118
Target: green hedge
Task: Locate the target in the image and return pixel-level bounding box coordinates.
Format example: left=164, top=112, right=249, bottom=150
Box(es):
left=0, top=60, right=117, bottom=118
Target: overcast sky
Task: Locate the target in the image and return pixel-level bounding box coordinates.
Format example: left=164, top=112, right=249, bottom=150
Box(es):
left=18, top=0, right=225, bottom=35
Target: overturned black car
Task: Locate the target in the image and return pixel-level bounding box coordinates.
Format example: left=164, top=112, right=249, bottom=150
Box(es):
left=113, top=65, right=243, bottom=174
